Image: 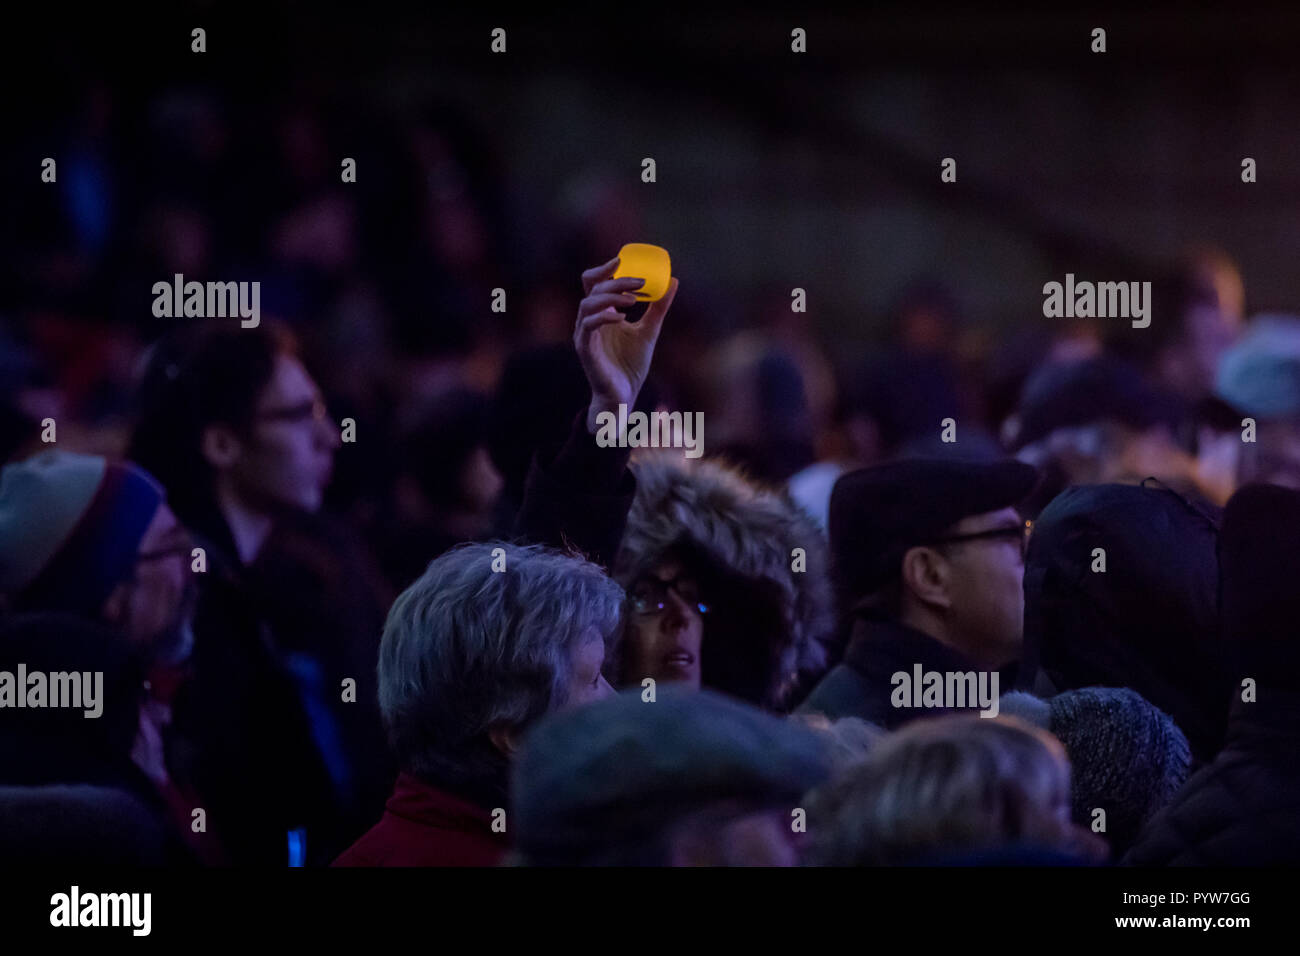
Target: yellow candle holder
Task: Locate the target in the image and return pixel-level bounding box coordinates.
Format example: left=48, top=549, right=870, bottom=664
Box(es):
left=613, top=243, right=672, bottom=302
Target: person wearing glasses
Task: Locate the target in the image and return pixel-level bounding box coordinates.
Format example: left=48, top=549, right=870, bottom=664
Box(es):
left=612, top=454, right=836, bottom=713
left=798, top=457, right=1038, bottom=727
left=0, top=451, right=195, bottom=673
left=0, top=451, right=213, bottom=861
left=129, top=322, right=392, bottom=866
left=130, top=322, right=341, bottom=568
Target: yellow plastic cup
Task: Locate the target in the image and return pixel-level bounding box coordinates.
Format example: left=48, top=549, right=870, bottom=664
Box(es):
left=613, top=243, right=672, bottom=302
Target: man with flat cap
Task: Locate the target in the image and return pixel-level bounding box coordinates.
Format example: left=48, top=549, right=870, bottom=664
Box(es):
left=798, top=457, right=1038, bottom=728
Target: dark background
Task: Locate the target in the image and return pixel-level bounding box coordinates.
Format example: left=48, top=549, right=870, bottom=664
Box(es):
left=2, top=1, right=1298, bottom=467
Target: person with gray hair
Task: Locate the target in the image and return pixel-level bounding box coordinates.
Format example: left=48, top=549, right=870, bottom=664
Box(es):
left=805, top=715, right=1106, bottom=866
left=334, top=540, right=623, bottom=866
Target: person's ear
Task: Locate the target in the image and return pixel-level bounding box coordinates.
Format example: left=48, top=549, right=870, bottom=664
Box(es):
left=201, top=424, right=243, bottom=470
left=900, top=545, right=952, bottom=611
left=488, top=724, right=519, bottom=758
left=101, top=580, right=130, bottom=628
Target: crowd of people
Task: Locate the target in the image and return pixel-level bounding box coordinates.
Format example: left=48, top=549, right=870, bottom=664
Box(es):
left=3, top=91, right=1299, bottom=867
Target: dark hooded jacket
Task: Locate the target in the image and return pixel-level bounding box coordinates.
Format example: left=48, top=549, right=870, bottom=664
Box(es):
left=513, top=410, right=636, bottom=570
left=1124, top=482, right=1300, bottom=865
left=612, top=454, right=835, bottom=712
left=1018, top=482, right=1232, bottom=763
left=1122, top=692, right=1300, bottom=865
left=171, top=509, right=393, bottom=867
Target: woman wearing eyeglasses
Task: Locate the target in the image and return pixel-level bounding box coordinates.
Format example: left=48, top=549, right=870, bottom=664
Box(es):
left=611, top=453, right=836, bottom=713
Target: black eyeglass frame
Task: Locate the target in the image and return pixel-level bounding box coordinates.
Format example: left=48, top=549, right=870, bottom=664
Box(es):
left=627, top=573, right=711, bottom=617
left=254, top=397, right=330, bottom=425
left=923, top=521, right=1033, bottom=555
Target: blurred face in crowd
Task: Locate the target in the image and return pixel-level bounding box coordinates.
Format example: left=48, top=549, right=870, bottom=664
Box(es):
left=102, top=502, right=195, bottom=665
left=1240, top=421, right=1300, bottom=490
left=899, top=305, right=951, bottom=353
left=1185, top=302, right=1244, bottom=392
left=212, top=354, right=340, bottom=514
left=1188, top=256, right=1245, bottom=384
left=459, top=446, right=504, bottom=516
left=623, top=557, right=707, bottom=690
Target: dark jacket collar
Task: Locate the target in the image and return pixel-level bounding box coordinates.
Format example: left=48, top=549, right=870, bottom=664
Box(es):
left=842, top=615, right=982, bottom=681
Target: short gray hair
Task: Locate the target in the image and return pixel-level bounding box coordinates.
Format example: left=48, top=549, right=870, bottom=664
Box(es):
left=378, top=541, right=624, bottom=797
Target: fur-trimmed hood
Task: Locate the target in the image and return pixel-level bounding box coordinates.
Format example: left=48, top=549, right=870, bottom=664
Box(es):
left=613, top=452, right=836, bottom=710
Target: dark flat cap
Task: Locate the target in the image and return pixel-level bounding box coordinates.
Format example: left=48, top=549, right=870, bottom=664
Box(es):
left=511, top=688, right=831, bottom=863
left=829, top=457, right=1038, bottom=599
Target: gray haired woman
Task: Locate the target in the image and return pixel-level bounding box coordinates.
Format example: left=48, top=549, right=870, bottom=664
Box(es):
left=334, top=540, right=623, bottom=866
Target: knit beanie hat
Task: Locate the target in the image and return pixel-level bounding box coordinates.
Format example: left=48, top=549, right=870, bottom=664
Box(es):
left=1001, top=687, right=1192, bottom=855
left=0, top=451, right=166, bottom=617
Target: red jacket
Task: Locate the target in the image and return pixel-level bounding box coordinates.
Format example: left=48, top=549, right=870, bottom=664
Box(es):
left=333, top=773, right=507, bottom=867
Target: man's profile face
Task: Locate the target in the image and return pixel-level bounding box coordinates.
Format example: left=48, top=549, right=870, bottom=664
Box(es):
left=935, top=506, right=1027, bottom=667
left=232, top=355, right=339, bottom=513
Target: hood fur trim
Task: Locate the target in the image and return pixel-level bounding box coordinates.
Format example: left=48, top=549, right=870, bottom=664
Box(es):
left=614, top=452, right=835, bottom=707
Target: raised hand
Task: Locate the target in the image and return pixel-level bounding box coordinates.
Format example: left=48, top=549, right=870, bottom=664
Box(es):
left=575, top=255, right=679, bottom=434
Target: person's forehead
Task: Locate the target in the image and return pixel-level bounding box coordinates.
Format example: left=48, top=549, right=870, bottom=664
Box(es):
left=652, top=556, right=685, bottom=578
left=140, top=502, right=183, bottom=544
left=951, top=507, right=1022, bottom=534
left=642, top=555, right=700, bottom=584
left=260, top=355, right=319, bottom=403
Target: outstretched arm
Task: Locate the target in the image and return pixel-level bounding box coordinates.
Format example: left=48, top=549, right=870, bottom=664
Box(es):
left=513, top=256, right=679, bottom=567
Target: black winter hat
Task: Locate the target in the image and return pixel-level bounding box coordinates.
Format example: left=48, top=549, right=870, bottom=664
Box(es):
left=829, top=457, right=1039, bottom=600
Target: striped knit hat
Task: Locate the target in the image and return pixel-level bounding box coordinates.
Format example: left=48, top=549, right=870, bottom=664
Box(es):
left=0, top=451, right=166, bottom=617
